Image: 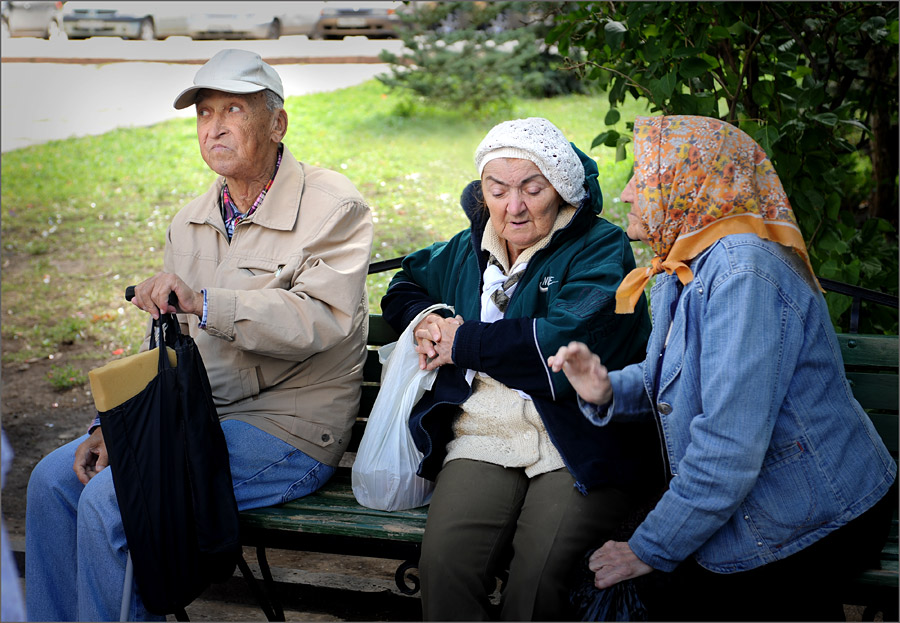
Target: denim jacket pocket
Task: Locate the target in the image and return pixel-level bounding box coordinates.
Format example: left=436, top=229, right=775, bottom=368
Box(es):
left=742, top=439, right=829, bottom=549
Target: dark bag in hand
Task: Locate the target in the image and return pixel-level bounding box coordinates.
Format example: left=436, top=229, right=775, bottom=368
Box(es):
left=99, top=313, right=240, bottom=616
left=571, top=549, right=649, bottom=622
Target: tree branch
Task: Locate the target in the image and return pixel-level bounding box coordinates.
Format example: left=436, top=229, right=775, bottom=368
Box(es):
left=764, top=3, right=820, bottom=80
left=565, top=59, right=656, bottom=99
left=727, top=20, right=774, bottom=122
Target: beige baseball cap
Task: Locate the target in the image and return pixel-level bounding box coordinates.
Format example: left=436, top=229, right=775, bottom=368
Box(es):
left=173, top=49, right=284, bottom=110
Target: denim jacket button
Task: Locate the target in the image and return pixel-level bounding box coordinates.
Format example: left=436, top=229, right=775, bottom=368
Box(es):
left=657, top=402, right=673, bottom=415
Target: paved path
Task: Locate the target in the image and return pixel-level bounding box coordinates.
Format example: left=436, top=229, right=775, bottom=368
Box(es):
left=1, top=35, right=403, bottom=152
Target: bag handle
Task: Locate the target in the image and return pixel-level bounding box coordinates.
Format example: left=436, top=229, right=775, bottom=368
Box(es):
left=126, top=289, right=181, bottom=371
left=404, top=304, right=455, bottom=346
left=149, top=315, right=180, bottom=371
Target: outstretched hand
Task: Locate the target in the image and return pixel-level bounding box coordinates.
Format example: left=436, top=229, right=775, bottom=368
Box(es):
left=547, top=341, right=613, bottom=406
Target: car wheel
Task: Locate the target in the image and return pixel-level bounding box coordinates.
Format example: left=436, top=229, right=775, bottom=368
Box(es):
left=138, top=17, right=155, bottom=41
left=266, top=18, right=280, bottom=39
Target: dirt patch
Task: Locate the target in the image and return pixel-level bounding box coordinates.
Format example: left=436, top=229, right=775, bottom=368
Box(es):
left=2, top=339, right=97, bottom=537
left=0, top=338, right=421, bottom=621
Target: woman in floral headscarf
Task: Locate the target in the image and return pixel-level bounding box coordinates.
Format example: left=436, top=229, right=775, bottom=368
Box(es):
left=549, top=116, right=897, bottom=621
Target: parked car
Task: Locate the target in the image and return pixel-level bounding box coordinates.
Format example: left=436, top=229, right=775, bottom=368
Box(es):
left=269, top=1, right=323, bottom=38
left=60, top=2, right=311, bottom=41
left=1, top=0, right=63, bottom=39
left=311, top=1, right=402, bottom=40
left=184, top=3, right=283, bottom=40
left=179, top=2, right=322, bottom=40
left=61, top=1, right=163, bottom=40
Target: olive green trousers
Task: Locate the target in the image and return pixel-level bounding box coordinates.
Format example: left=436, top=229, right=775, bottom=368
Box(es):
left=419, top=459, right=631, bottom=621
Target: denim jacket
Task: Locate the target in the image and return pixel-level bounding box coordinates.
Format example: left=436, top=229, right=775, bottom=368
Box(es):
left=582, top=234, right=897, bottom=573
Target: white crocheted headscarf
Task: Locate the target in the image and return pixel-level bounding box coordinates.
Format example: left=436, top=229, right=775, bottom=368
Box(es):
left=474, top=117, right=586, bottom=207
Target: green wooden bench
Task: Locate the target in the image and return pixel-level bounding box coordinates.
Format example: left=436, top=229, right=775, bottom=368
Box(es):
left=234, top=267, right=898, bottom=621
left=234, top=321, right=898, bottom=621
left=236, top=313, right=417, bottom=621
left=835, top=333, right=899, bottom=621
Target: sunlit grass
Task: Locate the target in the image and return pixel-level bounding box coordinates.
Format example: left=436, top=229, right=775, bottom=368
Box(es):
left=1, top=79, right=649, bottom=362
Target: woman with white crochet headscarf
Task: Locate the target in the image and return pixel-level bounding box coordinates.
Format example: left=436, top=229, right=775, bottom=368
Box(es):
left=381, top=117, right=662, bottom=620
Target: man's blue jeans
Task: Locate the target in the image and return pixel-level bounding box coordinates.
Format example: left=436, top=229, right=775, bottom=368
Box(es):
left=25, top=420, right=335, bottom=621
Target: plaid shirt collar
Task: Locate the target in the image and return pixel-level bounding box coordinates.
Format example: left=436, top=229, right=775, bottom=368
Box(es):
left=220, top=143, right=284, bottom=240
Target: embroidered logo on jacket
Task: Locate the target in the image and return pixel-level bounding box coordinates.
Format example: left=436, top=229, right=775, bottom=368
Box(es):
left=539, top=275, right=558, bottom=292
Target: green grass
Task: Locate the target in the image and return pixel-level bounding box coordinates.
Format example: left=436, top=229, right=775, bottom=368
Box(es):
left=1, top=80, right=649, bottom=362
left=46, top=363, right=89, bottom=391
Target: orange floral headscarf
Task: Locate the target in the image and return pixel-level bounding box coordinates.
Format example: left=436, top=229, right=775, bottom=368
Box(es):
left=615, top=115, right=819, bottom=314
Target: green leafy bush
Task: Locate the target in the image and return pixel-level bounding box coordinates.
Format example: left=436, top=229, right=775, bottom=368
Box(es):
left=379, top=1, right=588, bottom=114
left=548, top=2, right=898, bottom=333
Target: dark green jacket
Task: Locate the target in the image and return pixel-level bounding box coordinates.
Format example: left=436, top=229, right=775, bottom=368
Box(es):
left=382, top=149, right=662, bottom=493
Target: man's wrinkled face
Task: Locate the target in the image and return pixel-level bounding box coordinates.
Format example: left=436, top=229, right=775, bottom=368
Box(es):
left=195, top=90, right=280, bottom=182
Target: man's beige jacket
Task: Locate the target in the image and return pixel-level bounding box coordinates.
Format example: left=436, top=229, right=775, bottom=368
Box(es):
left=158, top=146, right=373, bottom=466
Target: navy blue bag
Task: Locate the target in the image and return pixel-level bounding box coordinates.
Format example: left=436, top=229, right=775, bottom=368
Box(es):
left=99, top=313, right=239, bottom=616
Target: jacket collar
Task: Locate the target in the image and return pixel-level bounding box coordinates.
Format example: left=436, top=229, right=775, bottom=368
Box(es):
left=186, top=145, right=304, bottom=232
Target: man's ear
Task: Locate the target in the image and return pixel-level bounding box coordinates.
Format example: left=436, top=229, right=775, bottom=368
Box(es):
left=272, top=109, right=288, bottom=143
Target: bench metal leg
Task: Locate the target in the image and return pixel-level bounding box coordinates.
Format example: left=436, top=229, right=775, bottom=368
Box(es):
left=236, top=553, right=281, bottom=622
left=256, top=546, right=286, bottom=621
left=395, top=559, right=421, bottom=595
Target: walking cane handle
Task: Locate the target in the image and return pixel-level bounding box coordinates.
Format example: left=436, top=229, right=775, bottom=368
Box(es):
left=125, top=286, right=179, bottom=308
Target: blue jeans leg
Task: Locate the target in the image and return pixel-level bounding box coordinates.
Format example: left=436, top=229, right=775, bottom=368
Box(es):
left=26, top=435, right=82, bottom=622
left=26, top=434, right=163, bottom=622
left=25, top=422, right=335, bottom=621
left=221, top=420, right=336, bottom=510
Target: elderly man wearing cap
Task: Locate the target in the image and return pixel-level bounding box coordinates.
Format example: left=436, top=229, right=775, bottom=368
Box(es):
left=25, top=49, right=373, bottom=621
left=380, top=117, right=660, bottom=620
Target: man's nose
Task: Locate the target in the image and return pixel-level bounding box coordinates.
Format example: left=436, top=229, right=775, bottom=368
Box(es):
left=209, top=114, right=227, bottom=137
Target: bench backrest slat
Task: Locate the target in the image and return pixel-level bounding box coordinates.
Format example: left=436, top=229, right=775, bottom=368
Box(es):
left=837, top=334, right=899, bottom=368
left=835, top=334, right=899, bottom=458
left=368, top=315, right=400, bottom=347
left=870, top=413, right=899, bottom=455
left=846, top=372, right=900, bottom=412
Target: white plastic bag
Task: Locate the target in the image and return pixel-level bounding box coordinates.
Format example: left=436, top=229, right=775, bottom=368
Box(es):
left=351, top=304, right=453, bottom=511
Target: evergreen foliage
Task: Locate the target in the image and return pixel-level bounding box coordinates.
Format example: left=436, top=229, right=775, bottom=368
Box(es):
left=378, top=1, right=587, bottom=114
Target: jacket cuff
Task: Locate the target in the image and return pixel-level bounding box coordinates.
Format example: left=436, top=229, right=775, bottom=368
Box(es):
left=203, top=287, right=236, bottom=341
left=578, top=395, right=614, bottom=425
left=451, top=321, right=486, bottom=370
left=628, top=531, right=680, bottom=573
left=198, top=289, right=209, bottom=329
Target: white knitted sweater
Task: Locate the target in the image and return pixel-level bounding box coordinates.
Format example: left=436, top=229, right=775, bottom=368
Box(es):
left=443, top=206, right=576, bottom=476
